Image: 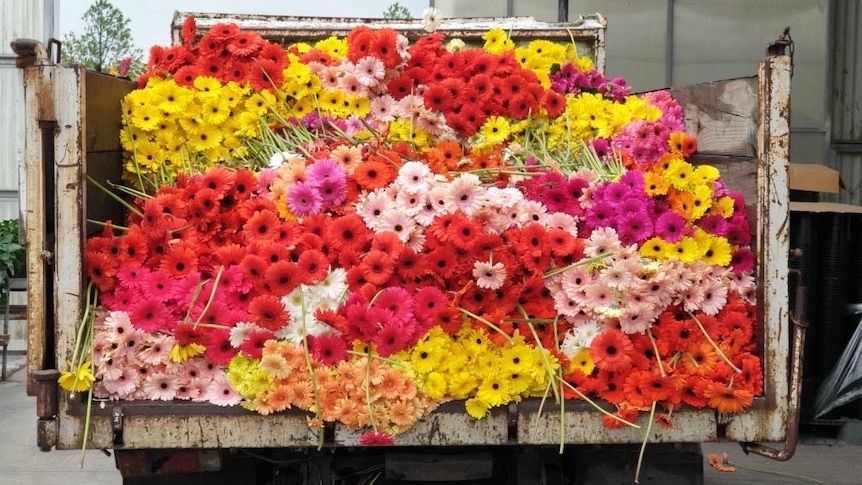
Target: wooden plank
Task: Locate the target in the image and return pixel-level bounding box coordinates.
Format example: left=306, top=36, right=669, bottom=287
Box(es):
left=670, top=77, right=758, bottom=157
left=84, top=71, right=134, bottom=153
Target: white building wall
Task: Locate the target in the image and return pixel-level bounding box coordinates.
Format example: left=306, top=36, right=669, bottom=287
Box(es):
left=0, top=0, right=58, bottom=222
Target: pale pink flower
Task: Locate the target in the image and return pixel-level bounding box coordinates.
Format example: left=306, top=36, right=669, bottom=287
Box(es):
left=699, top=277, right=729, bottom=316
left=728, top=271, right=755, bottom=295
left=600, top=261, right=636, bottom=291
left=396, top=161, right=433, bottom=194
left=444, top=173, right=485, bottom=216
left=552, top=290, right=582, bottom=318
left=403, top=228, right=427, bottom=252
left=337, top=72, right=368, bottom=97
left=143, top=372, right=179, bottom=401
left=584, top=227, right=622, bottom=258
left=101, top=367, right=139, bottom=399
left=395, top=190, right=425, bottom=216
left=583, top=282, right=615, bottom=310
left=515, top=199, right=548, bottom=226
left=680, top=282, right=706, bottom=313
left=317, top=65, right=342, bottom=89
left=619, top=301, right=656, bottom=334
left=414, top=195, right=439, bottom=226
left=369, top=94, right=397, bottom=123
left=377, top=209, right=416, bottom=242
left=356, top=189, right=396, bottom=229
left=175, top=380, right=202, bottom=400
left=560, top=265, right=593, bottom=296
left=472, top=261, right=507, bottom=290
left=354, top=56, right=386, bottom=87
left=484, top=186, right=523, bottom=210
left=138, top=334, right=174, bottom=365
left=207, top=374, right=241, bottom=406
left=543, top=212, right=579, bottom=233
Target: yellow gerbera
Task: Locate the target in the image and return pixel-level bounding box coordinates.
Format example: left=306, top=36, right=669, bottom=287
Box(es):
left=58, top=360, right=95, bottom=392
left=465, top=397, right=491, bottom=419
left=664, top=159, right=695, bottom=190
left=476, top=374, right=511, bottom=406
left=482, top=28, right=514, bottom=54
left=668, top=236, right=700, bottom=263
left=700, top=234, right=733, bottom=267
left=569, top=347, right=596, bottom=375
left=315, top=36, right=347, bottom=60
left=479, top=116, right=511, bottom=144
left=129, top=103, right=162, bottom=132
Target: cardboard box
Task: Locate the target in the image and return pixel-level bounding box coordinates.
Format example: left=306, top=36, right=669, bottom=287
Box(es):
left=790, top=201, right=862, bottom=214
left=789, top=163, right=840, bottom=193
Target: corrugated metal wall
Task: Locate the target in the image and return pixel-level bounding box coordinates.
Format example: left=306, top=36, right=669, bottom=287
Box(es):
left=0, top=0, right=57, bottom=222
left=831, top=0, right=862, bottom=205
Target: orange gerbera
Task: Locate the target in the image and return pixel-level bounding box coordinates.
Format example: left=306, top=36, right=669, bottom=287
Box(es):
left=248, top=294, right=290, bottom=331
left=359, top=250, right=395, bottom=286
left=702, top=382, right=753, bottom=413
left=264, top=260, right=301, bottom=296
left=590, top=329, right=635, bottom=374
left=353, top=158, right=396, bottom=191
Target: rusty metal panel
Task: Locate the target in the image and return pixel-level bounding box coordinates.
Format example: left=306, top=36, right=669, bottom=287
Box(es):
left=333, top=403, right=509, bottom=446
left=725, top=53, right=792, bottom=443
left=517, top=402, right=717, bottom=444
left=170, top=13, right=607, bottom=74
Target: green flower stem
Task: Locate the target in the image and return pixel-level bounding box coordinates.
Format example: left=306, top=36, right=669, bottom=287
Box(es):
left=79, top=307, right=97, bottom=467
left=646, top=329, right=667, bottom=377
left=458, top=308, right=514, bottom=345
left=298, top=287, right=324, bottom=450
left=557, top=379, right=640, bottom=428
left=85, top=175, right=143, bottom=219
left=522, top=320, right=560, bottom=402
left=70, top=283, right=97, bottom=370
left=688, top=312, right=742, bottom=373
left=543, top=251, right=613, bottom=279
left=725, top=462, right=825, bottom=484
left=105, top=179, right=152, bottom=200
left=346, top=350, right=408, bottom=368
left=193, top=266, right=224, bottom=327
left=85, top=219, right=129, bottom=232
left=634, top=401, right=657, bottom=484
left=365, top=351, right=377, bottom=432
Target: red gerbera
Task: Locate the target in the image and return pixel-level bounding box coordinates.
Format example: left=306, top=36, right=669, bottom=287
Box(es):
left=327, top=213, right=370, bottom=253
left=360, top=250, right=395, bottom=286
left=252, top=239, right=290, bottom=265
left=374, top=324, right=412, bottom=357
left=541, top=89, right=566, bottom=118
left=358, top=430, right=394, bottom=446
left=205, top=329, right=239, bottom=366
left=181, top=15, right=197, bottom=47
left=370, top=28, right=402, bottom=68
left=240, top=329, right=276, bottom=360
left=226, top=31, right=263, bottom=58
left=594, top=370, right=626, bottom=405
left=174, top=323, right=206, bottom=345
left=353, top=159, right=396, bottom=191
left=249, top=294, right=290, bottom=331
left=159, top=244, right=198, bottom=277
left=129, top=299, right=172, bottom=332
left=590, top=329, right=635, bottom=374
left=240, top=253, right=268, bottom=288
left=264, top=260, right=301, bottom=296
left=297, top=249, right=329, bottom=285
left=347, top=26, right=374, bottom=63
left=308, top=334, right=349, bottom=365
left=173, top=65, right=202, bottom=87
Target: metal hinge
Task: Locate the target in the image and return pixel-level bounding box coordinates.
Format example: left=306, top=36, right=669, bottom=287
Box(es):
left=112, top=405, right=124, bottom=445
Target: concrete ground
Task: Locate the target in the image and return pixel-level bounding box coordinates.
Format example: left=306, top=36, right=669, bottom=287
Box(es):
left=1, top=352, right=860, bottom=484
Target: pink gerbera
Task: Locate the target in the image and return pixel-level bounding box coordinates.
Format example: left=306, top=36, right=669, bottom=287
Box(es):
left=128, top=299, right=172, bottom=332
left=207, top=373, right=241, bottom=406
left=142, top=372, right=179, bottom=401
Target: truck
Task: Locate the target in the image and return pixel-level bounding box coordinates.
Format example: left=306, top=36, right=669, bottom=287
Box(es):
left=13, top=12, right=798, bottom=484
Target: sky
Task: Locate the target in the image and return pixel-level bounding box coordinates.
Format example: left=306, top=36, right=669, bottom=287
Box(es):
left=58, top=0, right=431, bottom=56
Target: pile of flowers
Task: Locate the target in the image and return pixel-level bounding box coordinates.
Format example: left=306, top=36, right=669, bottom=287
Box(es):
left=63, top=15, right=763, bottom=445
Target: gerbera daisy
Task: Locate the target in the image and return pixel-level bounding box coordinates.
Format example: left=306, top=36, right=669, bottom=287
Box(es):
left=702, top=382, right=753, bottom=413
left=248, top=294, right=290, bottom=332
left=142, top=372, right=179, bottom=401
left=264, top=261, right=301, bottom=297
left=590, top=329, right=634, bottom=373
left=308, top=333, right=349, bottom=365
